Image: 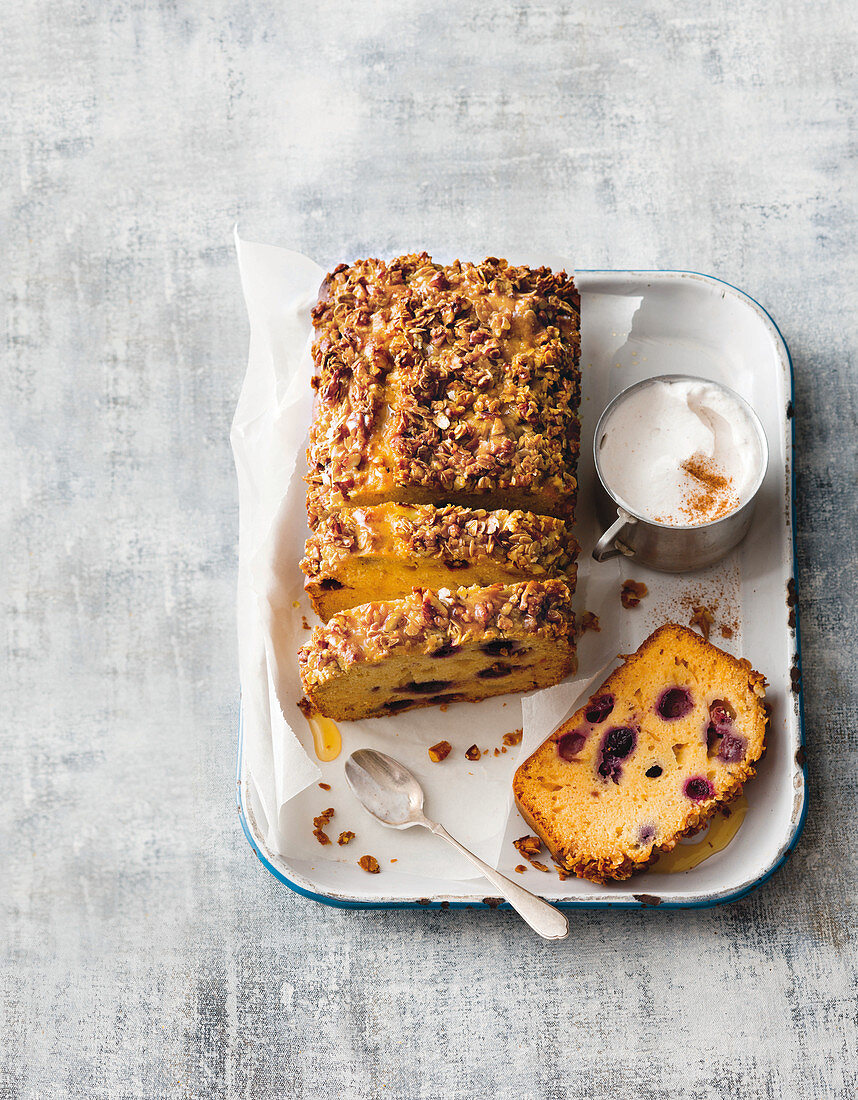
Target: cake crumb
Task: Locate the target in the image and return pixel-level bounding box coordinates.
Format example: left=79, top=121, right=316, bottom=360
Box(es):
left=358, top=855, right=380, bottom=874
left=513, top=835, right=543, bottom=860
left=531, top=861, right=551, bottom=873
left=720, top=625, right=734, bottom=639
left=514, top=864, right=528, bottom=874
left=690, top=604, right=714, bottom=641
left=301, top=616, right=311, bottom=630
left=337, top=831, right=355, bottom=846
left=465, top=744, right=481, bottom=761
left=621, top=580, right=648, bottom=608
left=556, top=865, right=572, bottom=881
left=312, top=807, right=335, bottom=846
left=439, top=703, right=449, bottom=713
left=503, top=728, right=523, bottom=747
left=390, top=858, right=398, bottom=863
left=292, top=600, right=300, bottom=609
left=580, top=611, right=601, bottom=634
left=428, top=740, right=452, bottom=762
left=318, top=782, right=331, bottom=791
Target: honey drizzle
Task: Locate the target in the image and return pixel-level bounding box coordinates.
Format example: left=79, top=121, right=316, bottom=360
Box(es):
left=651, top=795, right=748, bottom=874
left=306, top=713, right=342, bottom=762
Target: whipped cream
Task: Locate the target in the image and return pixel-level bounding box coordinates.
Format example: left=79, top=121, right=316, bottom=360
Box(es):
left=597, top=379, right=763, bottom=526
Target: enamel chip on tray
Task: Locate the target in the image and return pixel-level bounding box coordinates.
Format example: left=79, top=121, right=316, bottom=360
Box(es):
left=299, top=253, right=581, bottom=718
left=513, top=624, right=767, bottom=883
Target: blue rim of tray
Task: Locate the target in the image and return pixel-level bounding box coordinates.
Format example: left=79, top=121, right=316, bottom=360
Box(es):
left=235, top=269, right=809, bottom=911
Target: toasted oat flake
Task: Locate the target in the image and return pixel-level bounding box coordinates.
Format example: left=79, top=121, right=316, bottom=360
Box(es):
left=621, top=580, right=648, bottom=609
left=513, top=835, right=543, bottom=860
left=690, top=604, right=714, bottom=641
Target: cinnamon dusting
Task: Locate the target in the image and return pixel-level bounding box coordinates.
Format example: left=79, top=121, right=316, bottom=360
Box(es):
left=678, top=453, right=739, bottom=523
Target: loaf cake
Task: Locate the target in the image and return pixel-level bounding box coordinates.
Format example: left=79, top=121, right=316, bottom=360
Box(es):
left=307, top=253, right=581, bottom=519
left=513, top=624, right=767, bottom=883
left=302, top=500, right=578, bottom=620
left=298, top=580, right=576, bottom=721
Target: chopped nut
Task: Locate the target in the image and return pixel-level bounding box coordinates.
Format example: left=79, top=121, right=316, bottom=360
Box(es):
left=720, top=625, right=735, bottom=639
left=337, top=831, right=355, bottom=846
left=302, top=616, right=311, bottom=630
left=690, top=604, right=714, bottom=641
left=531, top=861, right=551, bottom=873
left=313, top=828, right=332, bottom=846
left=318, top=782, right=331, bottom=791
left=580, top=610, right=601, bottom=634
left=514, top=864, right=528, bottom=874
left=313, top=808, right=335, bottom=829
left=465, top=744, right=482, bottom=761
left=502, top=728, right=523, bottom=747
left=358, top=855, right=380, bottom=874
left=428, top=740, right=452, bottom=763
left=513, top=835, right=543, bottom=860
left=621, top=580, right=648, bottom=609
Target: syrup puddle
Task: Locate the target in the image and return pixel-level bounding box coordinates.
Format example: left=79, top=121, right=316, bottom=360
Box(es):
left=305, top=712, right=342, bottom=762
left=651, top=794, right=748, bottom=873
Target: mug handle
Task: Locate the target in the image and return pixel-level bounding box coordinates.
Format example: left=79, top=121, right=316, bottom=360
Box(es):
left=592, top=508, right=637, bottom=562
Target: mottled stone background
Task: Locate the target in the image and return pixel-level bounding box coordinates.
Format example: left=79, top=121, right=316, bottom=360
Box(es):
left=2, top=2, right=856, bottom=1097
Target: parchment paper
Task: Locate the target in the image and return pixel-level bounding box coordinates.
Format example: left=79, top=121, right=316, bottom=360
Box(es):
left=231, top=234, right=633, bottom=881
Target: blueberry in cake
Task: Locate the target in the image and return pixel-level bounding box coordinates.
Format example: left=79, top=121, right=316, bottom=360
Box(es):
left=512, top=624, right=767, bottom=883
left=302, top=498, right=578, bottom=621
left=298, top=580, right=576, bottom=721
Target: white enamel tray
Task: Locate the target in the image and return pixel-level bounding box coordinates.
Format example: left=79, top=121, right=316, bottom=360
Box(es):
left=236, top=270, right=807, bottom=910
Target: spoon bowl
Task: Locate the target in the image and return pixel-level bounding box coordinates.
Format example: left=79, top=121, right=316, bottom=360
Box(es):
left=344, top=748, right=569, bottom=940
left=345, top=749, right=426, bottom=828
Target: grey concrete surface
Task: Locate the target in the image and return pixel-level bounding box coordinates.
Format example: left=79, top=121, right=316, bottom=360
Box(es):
left=2, top=2, right=856, bottom=1097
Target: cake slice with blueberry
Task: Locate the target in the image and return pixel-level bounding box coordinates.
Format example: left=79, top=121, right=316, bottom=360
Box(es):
left=513, top=623, right=767, bottom=883
left=298, top=579, right=576, bottom=721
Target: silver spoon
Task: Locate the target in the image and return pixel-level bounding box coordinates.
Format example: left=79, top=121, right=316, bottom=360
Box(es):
left=345, top=749, right=569, bottom=940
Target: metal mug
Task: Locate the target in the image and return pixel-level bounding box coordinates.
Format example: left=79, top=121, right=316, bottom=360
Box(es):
left=591, top=375, right=769, bottom=573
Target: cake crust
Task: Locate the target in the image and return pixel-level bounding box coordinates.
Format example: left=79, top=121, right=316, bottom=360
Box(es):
left=307, top=253, right=581, bottom=518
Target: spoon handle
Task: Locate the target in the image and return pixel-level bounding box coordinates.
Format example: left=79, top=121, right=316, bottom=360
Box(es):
left=427, top=821, right=569, bottom=940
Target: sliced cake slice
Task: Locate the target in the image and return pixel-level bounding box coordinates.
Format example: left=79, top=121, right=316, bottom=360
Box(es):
left=298, top=580, right=576, bottom=721
left=301, top=501, right=578, bottom=620
left=513, top=623, right=767, bottom=883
